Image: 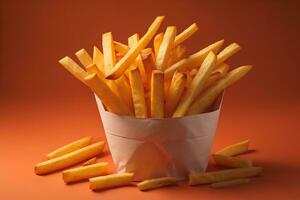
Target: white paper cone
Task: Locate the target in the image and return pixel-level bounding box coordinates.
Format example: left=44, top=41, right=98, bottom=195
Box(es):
left=95, top=95, right=223, bottom=181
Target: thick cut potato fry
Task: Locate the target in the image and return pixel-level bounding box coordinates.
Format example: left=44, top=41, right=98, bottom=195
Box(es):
left=211, top=178, right=250, bottom=188
left=174, top=23, right=198, bottom=47
left=46, top=136, right=93, bottom=159
left=137, top=177, right=178, bottom=191
left=106, top=16, right=165, bottom=79
left=83, top=157, right=97, bottom=166
left=85, top=73, right=133, bottom=115
left=213, top=154, right=253, bottom=168
left=165, top=40, right=224, bottom=79
left=154, top=32, right=164, bottom=58
left=151, top=70, right=165, bottom=118
left=212, top=63, right=230, bottom=77
left=102, top=32, right=117, bottom=75
left=89, top=173, right=134, bottom=190
left=63, top=162, right=108, bottom=184
left=75, top=49, right=93, bottom=68
left=216, top=140, right=250, bottom=156
left=187, top=65, right=252, bottom=115
left=114, top=41, right=129, bottom=56
left=35, top=141, right=105, bottom=175
left=189, top=167, right=263, bottom=185
left=173, top=52, right=217, bottom=117
left=165, top=72, right=187, bottom=116
left=93, top=46, right=105, bottom=73
left=129, top=67, right=148, bottom=118
left=59, top=56, right=89, bottom=83
left=155, top=26, right=177, bottom=71
left=216, top=43, right=241, bottom=65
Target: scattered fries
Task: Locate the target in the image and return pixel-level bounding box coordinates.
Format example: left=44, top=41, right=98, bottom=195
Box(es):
left=89, top=173, right=134, bottom=191
left=213, top=154, right=253, bottom=168
left=63, top=162, right=108, bottom=184
left=137, top=177, right=178, bottom=191
left=83, top=157, right=97, bottom=166
left=210, top=178, right=250, bottom=188
left=216, top=140, right=250, bottom=156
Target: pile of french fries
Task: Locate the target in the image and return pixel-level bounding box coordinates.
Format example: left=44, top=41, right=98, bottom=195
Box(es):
left=35, top=136, right=263, bottom=191
left=59, top=16, right=252, bottom=118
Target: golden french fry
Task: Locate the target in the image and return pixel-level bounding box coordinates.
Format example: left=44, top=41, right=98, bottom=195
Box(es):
left=189, top=167, right=263, bottom=185
left=151, top=70, right=165, bottom=118
left=102, top=32, right=117, bottom=75
left=59, top=56, right=89, bottom=83
left=141, top=48, right=155, bottom=91
left=165, top=72, right=187, bottom=116
left=173, top=52, right=217, bottom=117
left=46, top=136, right=93, bottom=159
left=165, top=40, right=224, bottom=79
left=106, top=16, right=165, bottom=79
left=187, top=65, right=252, bottom=115
left=216, top=43, right=241, bottom=65
left=85, top=73, right=133, bottom=115
left=137, top=177, right=178, bottom=191
left=83, top=157, right=97, bottom=166
left=216, top=140, right=250, bottom=156
left=35, top=141, right=105, bottom=175
left=154, top=32, right=164, bottom=58
left=210, top=178, right=250, bottom=188
left=93, top=46, right=105, bottom=73
left=155, top=26, right=177, bottom=71
left=129, top=67, right=148, bottom=118
left=213, top=154, right=253, bottom=168
left=89, top=173, right=134, bottom=191
left=75, top=49, right=93, bottom=68
left=114, top=41, right=129, bottom=56
left=174, top=23, right=198, bottom=46
left=212, top=63, right=229, bottom=77
left=63, top=162, right=108, bottom=184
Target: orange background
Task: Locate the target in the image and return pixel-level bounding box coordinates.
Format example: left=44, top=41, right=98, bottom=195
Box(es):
left=1, top=0, right=299, bottom=199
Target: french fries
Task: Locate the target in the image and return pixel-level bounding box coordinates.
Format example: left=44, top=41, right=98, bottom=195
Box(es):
left=63, top=162, right=108, bottom=184
left=154, top=32, right=164, bottom=58
left=187, top=65, right=252, bottom=115
left=106, top=16, right=165, bottom=79
left=114, top=41, right=129, bottom=56
left=189, top=167, right=263, bottom=185
left=35, top=141, right=105, bottom=175
left=173, top=52, right=217, bottom=117
left=216, top=43, right=241, bottom=65
left=75, top=48, right=93, bottom=68
left=210, top=178, right=250, bottom=188
left=46, top=136, right=93, bottom=159
left=83, top=157, right=97, bottom=166
left=151, top=70, right=165, bottom=118
left=93, top=46, right=105, bottom=73
left=216, top=140, right=250, bottom=156
left=89, top=173, right=134, bottom=191
left=102, top=32, right=117, bottom=75
left=174, top=23, right=198, bottom=46
left=137, top=177, right=178, bottom=191
left=213, top=154, right=253, bottom=168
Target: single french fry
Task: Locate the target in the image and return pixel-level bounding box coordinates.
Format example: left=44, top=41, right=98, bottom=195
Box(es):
left=35, top=141, right=105, bottom=175
left=106, top=16, right=165, bottom=79
left=151, top=70, right=165, bottom=118
left=137, top=177, right=178, bottom=191
left=174, top=23, right=198, bottom=46
left=89, top=173, right=134, bottom=191
left=187, top=65, right=252, bottom=115
left=210, top=178, right=250, bottom=188
left=154, top=32, right=164, bottom=58
left=216, top=140, right=250, bottom=156
left=85, top=73, right=133, bottom=115
left=155, top=26, right=177, bottom=71
left=173, top=52, right=217, bottom=117
left=102, top=32, right=117, bottom=75
left=75, top=49, right=93, bottom=68
left=165, top=72, right=187, bottom=116
left=93, top=46, right=105, bottom=73
left=189, top=167, right=263, bottom=185
left=216, top=43, right=241, bottom=65
left=212, top=63, right=230, bottom=77
left=114, top=41, right=129, bottom=56
left=83, top=157, right=97, bottom=166
left=165, top=40, right=224, bottom=79
left=129, top=67, right=147, bottom=118
left=63, top=162, right=108, bottom=184
left=46, top=136, right=93, bottom=159
left=142, top=48, right=155, bottom=91
left=128, top=34, right=148, bottom=89
left=213, top=154, right=253, bottom=168
left=59, top=56, right=89, bottom=83
left=115, top=76, right=133, bottom=110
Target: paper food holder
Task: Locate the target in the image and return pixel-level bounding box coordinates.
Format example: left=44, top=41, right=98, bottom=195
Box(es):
left=95, top=94, right=223, bottom=181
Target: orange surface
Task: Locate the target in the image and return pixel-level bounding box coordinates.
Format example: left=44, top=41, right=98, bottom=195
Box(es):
left=1, top=0, right=300, bottom=199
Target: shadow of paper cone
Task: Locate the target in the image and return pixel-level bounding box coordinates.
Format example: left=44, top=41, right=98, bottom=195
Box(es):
left=96, top=95, right=223, bottom=181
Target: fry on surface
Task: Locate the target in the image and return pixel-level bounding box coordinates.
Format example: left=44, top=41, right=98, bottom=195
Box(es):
left=137, top=177, right=178, bottom=191
left=83, top=157, right=97, bottom=166
left=151, top=70, right=165, bottom=118
left=89, top=173, right=134, bottom=191
left=213, top=154, right=253, bottom=168
left=210, top=178, right=250, bottom=188
left=216, top=140, right=250, bottom=156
